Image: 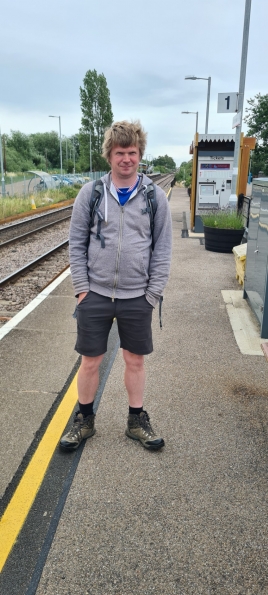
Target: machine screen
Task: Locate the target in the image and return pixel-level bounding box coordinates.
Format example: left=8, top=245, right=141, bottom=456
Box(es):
left=201, top=164, right=230, bottom=170
left=200, top=185, right=214, bottom=196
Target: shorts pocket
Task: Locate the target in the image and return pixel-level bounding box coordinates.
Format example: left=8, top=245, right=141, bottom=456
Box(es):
left=79, top=292, right=90, bottom=304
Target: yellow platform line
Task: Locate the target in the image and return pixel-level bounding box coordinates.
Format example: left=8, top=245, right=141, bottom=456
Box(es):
left=0, top=372, right=78, bottom=572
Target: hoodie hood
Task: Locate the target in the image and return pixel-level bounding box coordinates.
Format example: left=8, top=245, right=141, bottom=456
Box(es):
left=100, top=172, right=153, bottom=223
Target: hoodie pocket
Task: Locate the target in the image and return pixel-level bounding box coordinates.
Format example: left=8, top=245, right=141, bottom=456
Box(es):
left=87, top=238, right=102, bottom=269
left=88, top=237, right=118, bottom=289
left=117, top=250, right=149, bottom=291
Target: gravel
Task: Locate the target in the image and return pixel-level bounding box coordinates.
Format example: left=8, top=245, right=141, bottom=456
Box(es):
left=0, top=220, right=70, bottom=321
left=0, top=220, right=70, bottom=280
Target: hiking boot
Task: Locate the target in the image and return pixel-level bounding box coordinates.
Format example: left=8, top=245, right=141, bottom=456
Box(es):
left=60, top=411, right=95, bottom=451
left=125, top=410, right=165, bottom=451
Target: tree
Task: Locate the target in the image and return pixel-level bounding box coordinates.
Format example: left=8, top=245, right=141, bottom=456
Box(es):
left=175, top=159, right=193, bottom=187
left=6, top=131, right=35, bottom=172
left=30, top=131, right=61, bottom=169
left=7, top=131, right=31, bottom=156
left=153, top=155, right=176, bottom=171
left=5, top=146, right=27, bottom=172
left=79, top=69, right=113, bottom=170
left=244, top=93, right=268, bottom=176
left=66, top=160, right=74, bottom=174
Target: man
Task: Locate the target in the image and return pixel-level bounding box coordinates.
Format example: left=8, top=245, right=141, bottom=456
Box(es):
left=60, top=120, right=172, bottom=452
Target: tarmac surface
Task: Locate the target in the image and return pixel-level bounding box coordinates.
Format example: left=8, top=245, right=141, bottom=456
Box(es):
left=1, top=187, right=268, bottom=595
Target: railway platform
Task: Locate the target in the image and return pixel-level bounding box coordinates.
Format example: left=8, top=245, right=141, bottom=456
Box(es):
left=1, top=187, right=268, bottom=595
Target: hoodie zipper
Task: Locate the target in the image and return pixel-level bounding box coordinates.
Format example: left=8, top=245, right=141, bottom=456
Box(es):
left=111, top=205, right=124, bottom=301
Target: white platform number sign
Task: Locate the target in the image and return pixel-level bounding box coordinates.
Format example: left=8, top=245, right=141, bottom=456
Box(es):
left=217, top=93, right=238, bottom=113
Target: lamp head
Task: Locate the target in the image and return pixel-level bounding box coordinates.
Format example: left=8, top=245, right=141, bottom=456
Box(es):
left=185, top=76, right=197, bottom=80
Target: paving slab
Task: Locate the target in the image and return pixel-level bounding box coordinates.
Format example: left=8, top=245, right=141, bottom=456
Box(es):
left=1, top=326, right=77, bottom=393
left=0, top=275, right=79, bottom=498
left=35, top=188, right=268, bottom=595
left=16, top=294, right=76, bottom=333
left=0, top=388, right=60, bottom=498
left=222, top=290, right=266, bottom=355
left=46, top=274, right=76, bottom=297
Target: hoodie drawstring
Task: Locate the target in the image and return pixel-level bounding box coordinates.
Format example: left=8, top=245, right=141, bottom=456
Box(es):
left=103, top=181, right=108, bottom=223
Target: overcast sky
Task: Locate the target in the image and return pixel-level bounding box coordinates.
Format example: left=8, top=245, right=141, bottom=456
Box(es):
left=1, top=0, right=267, bottom=165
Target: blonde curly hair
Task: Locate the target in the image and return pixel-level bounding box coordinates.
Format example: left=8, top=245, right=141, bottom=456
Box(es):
left=102, top=120, right=147, bottom=162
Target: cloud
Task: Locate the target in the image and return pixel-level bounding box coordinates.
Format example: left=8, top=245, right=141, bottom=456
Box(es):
left=1, top=0, right=268, bottom=165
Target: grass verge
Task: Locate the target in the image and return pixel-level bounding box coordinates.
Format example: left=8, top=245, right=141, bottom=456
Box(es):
left=0, top=186, right=81, bottom=220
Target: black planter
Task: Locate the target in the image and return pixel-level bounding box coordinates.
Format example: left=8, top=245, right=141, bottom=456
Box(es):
left=203, top=226, right=245, bottom=253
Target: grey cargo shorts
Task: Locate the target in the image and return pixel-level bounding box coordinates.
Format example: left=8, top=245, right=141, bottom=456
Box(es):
left=75, top=291, right=153, bottom=357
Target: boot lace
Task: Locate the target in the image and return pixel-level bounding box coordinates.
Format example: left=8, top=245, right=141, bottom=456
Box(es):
left=67, top=412, right=82, bottom=439
left=140, top=411, right=156, bottom=437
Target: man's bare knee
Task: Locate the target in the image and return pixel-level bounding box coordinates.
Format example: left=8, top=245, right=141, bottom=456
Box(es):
left=80, top=354, right=104, bottom=375
left=122, top=349, right=144, bottom=371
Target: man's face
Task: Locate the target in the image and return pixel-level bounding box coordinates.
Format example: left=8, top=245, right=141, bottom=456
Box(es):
left=109, top=145, right=140, bottom=181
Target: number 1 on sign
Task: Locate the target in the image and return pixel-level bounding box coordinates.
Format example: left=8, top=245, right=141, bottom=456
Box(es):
left=225, top=96, right=230, bottom=110
left=217, top=92, right=238, bottom=113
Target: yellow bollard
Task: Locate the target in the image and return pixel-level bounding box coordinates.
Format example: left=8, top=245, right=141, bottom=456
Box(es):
left=31, top=195, right=36, bottom=210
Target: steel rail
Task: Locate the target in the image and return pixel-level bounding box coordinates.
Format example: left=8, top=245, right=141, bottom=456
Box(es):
left=39, top=263, right=70, bottom=292
left=0, top=241, right=69, bottom=289
left=0, top=216, right=71, bottom=249
left=157, top=174, right=175, bottom=189
left=0, top=205, right=72, bottom=232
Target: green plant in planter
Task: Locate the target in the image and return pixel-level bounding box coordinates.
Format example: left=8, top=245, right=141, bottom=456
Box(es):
left=200, top=209, right=245, bottom=253
left=200, top=209, right=244, bottom=230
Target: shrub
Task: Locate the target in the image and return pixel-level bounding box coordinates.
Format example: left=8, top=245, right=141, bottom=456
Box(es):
left=60, top=186, right=79, bottom=199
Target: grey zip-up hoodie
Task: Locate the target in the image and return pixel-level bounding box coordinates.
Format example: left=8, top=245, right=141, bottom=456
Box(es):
left=69, top=172, right=172, bottom=308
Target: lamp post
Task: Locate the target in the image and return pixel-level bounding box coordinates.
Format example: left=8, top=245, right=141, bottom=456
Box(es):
left=0, top=128, right=6, bottom=197
left=89, top=130, right=92, bottom=173
left=73, top=137, right=76, bottom=174
left=65, top=137, right=68, bottom=164
left=185, top=76, right=211, bottom=134
left=229, top=0, right=252, bottom=206
left=146, top=154, right=153, bottom=172
left=182, top=111, right=199, bottom=135
left=49, top=115, right=63, bottom=179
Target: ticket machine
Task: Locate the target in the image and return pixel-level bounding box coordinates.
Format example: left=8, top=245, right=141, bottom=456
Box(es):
left=197, top=157, right=233, bottom=209
left=189, top=133, right=256, bottom=232
left=190, top=134, right=235, bottom=232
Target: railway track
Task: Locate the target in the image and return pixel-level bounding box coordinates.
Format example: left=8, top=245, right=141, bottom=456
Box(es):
left=0, top=241, right=68, bottom=288
left=157, top=173, right=175, bottom=190
left=0, top=215, right=71, bottom=322
left=0, top=243, right=70, bottom=324
left=0, top=206, right=72, bottom=247
left=0, top=175, right=174, bottom=325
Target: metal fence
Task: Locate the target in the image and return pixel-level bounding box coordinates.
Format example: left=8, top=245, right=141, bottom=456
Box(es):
left=0, top=171, right=108, bottom=198
left=2, top=174, right=35, bottom=198
left=82, top=171, right=107, bottom=181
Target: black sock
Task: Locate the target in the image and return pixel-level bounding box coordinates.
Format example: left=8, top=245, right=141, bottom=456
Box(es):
left=129, top=406, right=143, bottom=416
left=79, top=402, right=94, bottom=417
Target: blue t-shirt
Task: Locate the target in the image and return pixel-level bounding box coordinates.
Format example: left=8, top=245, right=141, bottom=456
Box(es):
left=117, top=179, right=139, bottom=206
